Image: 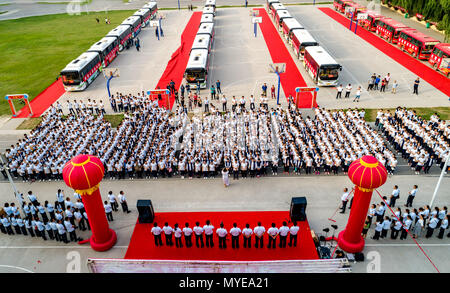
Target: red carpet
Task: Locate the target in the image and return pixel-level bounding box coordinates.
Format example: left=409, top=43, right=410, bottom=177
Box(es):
left=319, top=7, right=450, bottom=97
left=155, top=12, right=202, bottom=109
left=14, top=78, right=65, bottom=118
left=124, top=211, right=318, bottom=261
left=256, top=8, right=317, bottom=108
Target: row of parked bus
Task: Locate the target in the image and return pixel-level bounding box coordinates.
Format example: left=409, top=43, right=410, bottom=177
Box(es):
left=60, top=2, right=158, bottom=91
left=333, top=0, right=450, bottom=77
left=184, top=0, right=216, bottom=89
left=267, top=0, right=342, bottom=86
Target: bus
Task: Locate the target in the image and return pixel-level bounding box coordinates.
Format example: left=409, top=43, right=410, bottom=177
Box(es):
left=359, top=10, right=384, bottom=32
left=197, top=22, right=215, bottom=40
left=270, top=3, right=286, bottom=17
left=185, top=49, right=210, bottom=89
left=205, top=0, right=216, bottom=13
left=266, top=0, right=279, bottom=12
left=203, top=6, right=215, bottom=17
left=429, top=43, right=450, bottom=76
left=397, top=29, right=440, bottom=60
left=142, top=1, right=158, bottom=19
left=333, top=0, right=354, bottom=14
left=281, top=18, right=303, bottom=39
left=376, top=18, right=410, bottom=44
left=60, top=52, right=102, bottom=92
left=304, top=46, right=342, bottom=86
left=133, top=8, right=152, bottom=27
left=200, top=13, right=214, bottom=24
left=121, top=16, right=142, bottom=38
left=106, top=25, right=133, bottom=52
left=192, top=34, right=212, bottom=51
left=344, top=2, right=366, bottom=20
left=87, top=37, right=120, bottom=68
left=290, top=29, right=318, bottom=59
left=275, top=9, right=292, bottom=28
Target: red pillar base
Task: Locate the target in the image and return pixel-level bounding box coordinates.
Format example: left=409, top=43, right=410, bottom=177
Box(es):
left=89, top=229, right=117, bottom=252
left=337, top=230, right=364, bottom=254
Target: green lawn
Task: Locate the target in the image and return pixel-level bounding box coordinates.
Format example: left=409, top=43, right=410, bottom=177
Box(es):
left=0, top=10, right=135, bottom=116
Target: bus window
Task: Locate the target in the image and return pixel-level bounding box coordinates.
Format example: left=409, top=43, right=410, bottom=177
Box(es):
left=319, top=67, right=339, bottom=80
left=62, top=72, right=81, bottom=85
left=186, top=69, right=205, bottom=82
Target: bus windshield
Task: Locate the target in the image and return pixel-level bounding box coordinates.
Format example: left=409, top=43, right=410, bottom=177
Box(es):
left=186, top=69, right=205, bottom=82
left=319, top=66, right=339, bottom=80
left=424, top=42, right=439, bottom=52
left=61, top=71, right=81, bottom=85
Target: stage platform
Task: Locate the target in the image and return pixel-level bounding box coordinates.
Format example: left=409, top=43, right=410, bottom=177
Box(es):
left=124, top=211, right=319, bottom=261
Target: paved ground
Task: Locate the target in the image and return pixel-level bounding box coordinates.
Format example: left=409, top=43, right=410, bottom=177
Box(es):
left=0, top=175, right=448, bottom=272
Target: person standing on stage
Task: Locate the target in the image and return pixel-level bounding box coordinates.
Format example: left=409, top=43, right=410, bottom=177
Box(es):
left=278, top=221, right=289, bottom=248
left=242, top=223, right=253, bottom=248
left=267, top=223, right=279, bottom=249
left=203, top=220, right=215, bottom=248
left=289, top=221, right=299, bottom=247
left=162, top=222, right=173, bottom=246
left=230, top=223, right=242, bottom=249
left=254, top=222, right=265, bottom=248
left=183, top=222, right=193, bottom=248
left=174, top=223, right=183, bottom=248
left=193, top=222, right=205, bottom=248
left=151, top=222, right=163, bottom=246
left=216, top=222, right=228, bottom=249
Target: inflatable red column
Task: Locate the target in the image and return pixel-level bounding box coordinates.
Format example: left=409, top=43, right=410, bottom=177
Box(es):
left=62, top=154, right=117, bottom=252
left=337, top=156, right=387, bottom=253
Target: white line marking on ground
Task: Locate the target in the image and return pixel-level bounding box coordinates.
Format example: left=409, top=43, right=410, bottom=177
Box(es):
left=0, top=265, right=34, bottom=273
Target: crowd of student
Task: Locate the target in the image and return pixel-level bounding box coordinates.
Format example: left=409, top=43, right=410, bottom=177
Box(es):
left=0, top=189, right=131, bottom=242
left=150, top=220, right=300, bottom=249
left=376, top=107, right=450, bottom=175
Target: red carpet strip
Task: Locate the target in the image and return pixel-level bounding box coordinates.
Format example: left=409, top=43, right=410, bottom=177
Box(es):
left=14, top=78, right=65, bottom=118
left=256, top=8, right=317, bottom=108
left=124, top=211, right=318, bottom=261
left=155, top=12, right=202, bottom=109
left=319, top=7, right=450, bottom=97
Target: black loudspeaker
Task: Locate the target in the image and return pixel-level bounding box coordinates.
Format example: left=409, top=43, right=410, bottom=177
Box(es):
left=290, top=197, right=307, bottom=221
left=355, top=252, right=365, bottom=262
left=137, top=199, right=154, bottom=223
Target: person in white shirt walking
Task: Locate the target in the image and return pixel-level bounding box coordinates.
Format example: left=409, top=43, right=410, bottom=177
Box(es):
left=118, top=191, right=131, bottom=213
left=216, top=222, right=228, bottom=249
left=193, top=222, right=204, bottom=248
left=289, top=221, right=300, bottom=247
left=183, top=222, right=193, bottom=247
left=267, top=223, right=279, bottom=249
left=162, top=222, right=173, bottom=246
left=253, top=222, right=265, bottom=248
left=203, top=220, right=214, bottom=248
left=242, top=223, right=253, bottom=248
left=108, top=191, right=119, bottom=212
left=278, top=221, right=290, bottom=248
left=230, top=223, right=242, bottom=249
left=344, top=84, right=352, bottom=98
left=104, top=201, right=113, bottom=221
left=353, top=86, right=361, bottom=102
left=174, top=223, right=183, bottom=247
left=151, top=222, right=163, bottom=246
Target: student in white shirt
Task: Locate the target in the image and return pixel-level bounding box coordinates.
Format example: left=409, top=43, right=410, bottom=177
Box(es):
left=340, top=187, right=350, bottom=214
left=289, top=221, right=300, bottom=247
left=267, top=223, right=279, bottom=249
left=151, top=222, right=163, bottom=246
left=372, top=221, right=383, bottom=240
left=242, top=223, right=253, bottom=248
left=108, top=191, right=118, bottom=212
left=437, top=215, right=448, bottom=239
left=162, top=222, right=173, bottom=246
left=118, top=191, right=131, bottom=213
left=229, top=223, right=242, bottom=249
left=381, top=216, right=391, bottom=238
left=400, top=216, right=413, bottom=240
left=203, top=220, right=215, bottom=248
left=193, top=222, right=204, bottom=248
left=104, top=201, right=113, bottom=221
left=278, top=221, right=290, bottom=248
left=426, top=215, right=439, bottom=238
left=173, top=223, right=183, bottom=247
left=56, top=220, right=69, bottom=243
left=390, top=185, right=400, bottom=207
left=183, top=222, right=193, bottom=248
left=253, top=222, right=265, bottom=248
left=405, top=185, right=418, bottom=207
left=216, top=222, right=228, bottom=249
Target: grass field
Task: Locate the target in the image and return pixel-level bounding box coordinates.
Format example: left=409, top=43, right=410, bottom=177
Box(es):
left=0, top=10, right=135, bottom=116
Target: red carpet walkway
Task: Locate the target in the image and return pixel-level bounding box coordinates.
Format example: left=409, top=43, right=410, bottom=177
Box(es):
left=125, top=211, right=318, bottom=261
left=14, top=78, right=65, bottom=118
left=256, top=8, right=317, bottom=108
left=319, top=7, right=450, bottom=97
left=155, top=12, right=202, bottom=110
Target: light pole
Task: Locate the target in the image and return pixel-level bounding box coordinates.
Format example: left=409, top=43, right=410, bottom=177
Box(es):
left=429, top=153, right=450, bottom=208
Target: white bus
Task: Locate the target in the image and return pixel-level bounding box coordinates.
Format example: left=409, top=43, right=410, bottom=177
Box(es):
left=290, top=29, right=318, bottom=59
left=87, top=37, right=120, bottom=68
left=197, top=22, right=215, bottom=40
left=266, top=0, right=280, bottom=12
left=121, top=16, right=142, bottom=38
left=203, top=6, right=215, bottom=17
left=200, top=13, right=214, bottom=24
left=60, top=52, right=102, bottom=92
left=133, top=8, right=152, bottom=27
left=142, top=1, right=158, bottom=19
left=304, top=46, right=342, bottom=86
left=192, top=34, right=212, bottom=51
left=185, top=49, right=210, bottom=89
left=281, top=18, right=303, bottom=39
left=275, top=9, right=292, bottom=28
left=107, top=25, right=133, bottom=52
left=205, top=0, right=216, bottom=12
left=270, top=3, right=286, bottom=16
